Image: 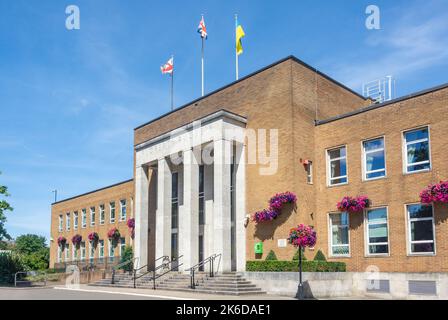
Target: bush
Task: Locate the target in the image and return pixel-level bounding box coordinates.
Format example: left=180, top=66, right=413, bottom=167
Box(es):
left=21, top=248, right=49, bottom=270
left=313, top=250, right=327, bottom=261
left=292, top=248, right=307, bottom=261
left=246, top=260, right=346, bottom=272
left=265, top=250, right=277, bottom=261
left=0, top=252, right=25, bottom=284
left=119, top=246, right=133, bottom=272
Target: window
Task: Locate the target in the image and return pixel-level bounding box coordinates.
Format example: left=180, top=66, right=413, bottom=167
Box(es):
left=66, top=213, right=70, bottom=231
left=110, top=202, right=116, bottom=223
left=329, top=212, right=350, bottom=256
left=58, top=215, right=63, bottom=232
left=72, top=244, right=77, bottom=261
left=99, top=204, right=105, bottom=225
left=73, top=211, right=78, bottom=230
left=404, top=127, right=431, bottom=173
left=57, top=246, right=62, bottom=263
left=80, top=242, right=86, bottom=261
left=327, top=146, right=347, bottom=186
left=171, top=172, right=179, bottom=262
left=365, top=207, right=389, bottom=255
left=81, top=209, right=87, bottom=228
left=90, top=206, right=95, bottom=226
left=99, top=240, right=104, bottom=261
left=89, top=241, right=95, bottom=263
left=407, top=204, right=435, bottom=254
left=306, top=161, right=313, bottom=184
left=199, top=165, right=205, bottom=225
left=108, top=240, right=115, bottom=262
left=119, top=237, right=126, bottom=256
left=363, top=137, right=386, bottom=180
left=120, top=200, right=127, bottom=221
left=65, top=243, right=70, bottom=261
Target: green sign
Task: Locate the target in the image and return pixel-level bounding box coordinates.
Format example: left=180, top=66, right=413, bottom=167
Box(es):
left=254, top=242, right=263, bottom=254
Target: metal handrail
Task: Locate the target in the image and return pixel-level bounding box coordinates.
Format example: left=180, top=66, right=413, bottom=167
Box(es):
left=111, top=257, right=139, bottom=284
left=14, top=271, right=47, bottom=287
left=188, top=253, right=222, bottom=289
left=133, top=255, right=183, bottom=289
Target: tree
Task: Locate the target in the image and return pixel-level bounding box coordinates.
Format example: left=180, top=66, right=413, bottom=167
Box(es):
left=119, top=245, right=133, bottom=272
left=0, top=171, right=13, bottom=241
left=15, top=234, right=47, bottom=255
left=313, top=249, right=327, bottom=261
left=265, top=250, right=278, bottom=261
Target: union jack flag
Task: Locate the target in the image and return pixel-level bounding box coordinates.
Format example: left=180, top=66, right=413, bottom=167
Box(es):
left=197, top=16, right=207, bottom=39
left=160, top=57, right=173, bottom=74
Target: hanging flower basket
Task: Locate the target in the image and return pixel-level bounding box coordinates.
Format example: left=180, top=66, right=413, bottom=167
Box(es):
left=268, top=192, right=297, bottom=211
left=57, top=236, right=67, bottom=247
left=127, top=218, right=135, bottom=239
left=288, top=224, right=317, bottom=248
left=71, top=234, right=82, bottom=247
left=252, top=191, right=297, bottom=223
left=420, top=181, right=448, bottom=204
left=337, top=196, right=370, bottom=213
left=107, top=228, right=121, bottom=242
left=88, top=232, right=99, bottom=243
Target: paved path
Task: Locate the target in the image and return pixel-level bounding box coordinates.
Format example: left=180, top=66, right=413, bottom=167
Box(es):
left=0, top=285, right=295, bottom=300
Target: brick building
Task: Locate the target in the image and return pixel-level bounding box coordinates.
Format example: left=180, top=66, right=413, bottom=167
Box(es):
left=50, top=56, right=448, bottom=273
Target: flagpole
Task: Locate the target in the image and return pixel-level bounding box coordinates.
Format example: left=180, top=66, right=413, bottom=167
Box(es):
left=201, top=14, right=205, bottom=97
left=235, top=14, right=239, bottom=80
left=171, top=55, right=174, bottom=111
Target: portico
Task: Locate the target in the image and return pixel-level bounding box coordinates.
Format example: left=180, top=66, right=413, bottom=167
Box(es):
left=134, top=110, right=247, bottom=273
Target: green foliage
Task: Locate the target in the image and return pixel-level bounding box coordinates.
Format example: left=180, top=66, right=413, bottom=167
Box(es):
left=21, top=248, right=49, bottom=270
left=0, top=171, right=13, bottom=241
left=313, top=250, right=327, bottom=261
left=265, top=250, right=278, bottom=261
left=292, top=248, right=307, bottom=261
left=0, top=252, right=25, bottom=283
left=119, top=246, right=133, bottom=272
left=15, top=234, right=46, bottom=255
left=246, top=260, right=346, bottom=272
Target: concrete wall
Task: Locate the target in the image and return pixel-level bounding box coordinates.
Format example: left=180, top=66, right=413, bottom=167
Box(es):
left=242, top=272, right=448, bottom=299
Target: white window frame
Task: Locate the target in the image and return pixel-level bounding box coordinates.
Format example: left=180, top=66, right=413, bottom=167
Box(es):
left=72, top=243, right=77, bottom=261
left=80, top=241, right=86, bottom=261
left=90, top=206, right=95, bottom=226
left=57, top=246, right=62, bottom=263
left=108, top=239, right=115, bottom=262
left=81, top=209, right=87, bottom=228
left=364, top=207, right=390, bottom=257
left=110, top=202, right=116, bottom=223
left=328, top=212, right=350, bottom=257
left=362, top=136, right=387, bottom=181
left=326, top=145, right=348, bottom=186
left=58, top=214, right=63, bottom=232
left=99, top=204, right=105, bottom=225
left=306, top=161, right=313, bottom=184
left=119, top=237, right=126, bottom=256
left=99, top=240, right=104, bottom=260
left=120, top=199, right=127, bottom=221
left=89, top=241, right=95, bottom=262
left=406, top=203, right=436, bottom=256
left=402, top=126, right=431, bottom=174
left=65, top=244, right=70, bottom=261
left=73, top=211, right=78, bottom=230
left=66, top=213, right=70, bottom=231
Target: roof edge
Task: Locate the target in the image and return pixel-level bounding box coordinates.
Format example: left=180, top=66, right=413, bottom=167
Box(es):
left=316, top=82, right=448, bottom=126
left=134, top=55, right=366, bottom=131
left=51, top=179, right=133, bottom=206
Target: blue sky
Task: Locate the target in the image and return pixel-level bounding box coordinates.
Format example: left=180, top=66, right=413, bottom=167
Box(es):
left=1, top=0, right=447, bottom=241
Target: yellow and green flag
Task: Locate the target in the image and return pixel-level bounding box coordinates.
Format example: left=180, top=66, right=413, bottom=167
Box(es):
left=235, top=19, right=245, bottom=56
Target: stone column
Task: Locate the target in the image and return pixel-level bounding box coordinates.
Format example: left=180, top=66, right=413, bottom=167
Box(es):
left=235, top=142, right=246, bottom=272
left=213, top=139, right=232, bottom=272
left=155, top=157, right=172, bottom=264
left=179, top=148, right=199, bottom=270
left=134, top=165, right=149, bottom=270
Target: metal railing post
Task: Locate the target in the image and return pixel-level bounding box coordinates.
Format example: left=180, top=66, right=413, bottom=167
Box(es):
left=153, top=270, right=156, bottom=290
left=133, top=268, right=136, bottom=289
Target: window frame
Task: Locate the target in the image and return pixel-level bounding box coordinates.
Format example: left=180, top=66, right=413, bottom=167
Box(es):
left=362, top=136, right=387, bottom=181
left=405, top=203, right=436, bottom=256
left=306, top=161, right=313, bottom=185
left=66, top=212, right=70, bottom=231
left=402, top=126, right=432, bottom=174
left=120, top=199, right=127, bottom=221
left=58, top=214, right=63, bottom=232
left=99, top=204, right=105, bottom=225
left=110, top=202, right=116, bottom=224
left=326, top=145, right=348, bottom=187
left=119, top=237, right=126, bottom=256
left=65, top=243, right=70, bottom=261
left=90, top=206, right=95, bottom=227
left=328, top=211, right=351, bottom=258
left=89, top=241, right=95, bottom=262
left=80, top=241, right=86, bottom=261
left=81, top=209, right=87, bottom=228
left=364, top=206, right=390, bottom=257
left=73, top=211, right=78, bottom=230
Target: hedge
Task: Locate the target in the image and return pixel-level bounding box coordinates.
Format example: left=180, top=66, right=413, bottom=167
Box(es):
left=246, top=260, right=346, bottom=272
